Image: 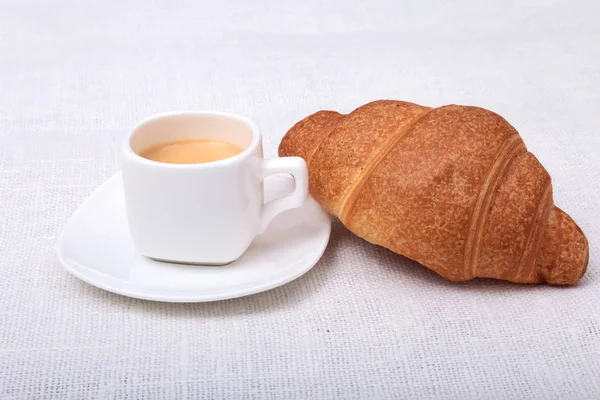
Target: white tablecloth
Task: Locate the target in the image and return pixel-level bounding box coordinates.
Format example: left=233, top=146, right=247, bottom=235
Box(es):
left=1, top=0, right=599, bottom=398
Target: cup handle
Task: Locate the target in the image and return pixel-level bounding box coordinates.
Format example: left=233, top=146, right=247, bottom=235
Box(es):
left=258, top=157, right=309, bottom=234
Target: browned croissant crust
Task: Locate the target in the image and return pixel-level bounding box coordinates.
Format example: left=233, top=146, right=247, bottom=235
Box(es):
left=279, top=100, right=588, bottom=284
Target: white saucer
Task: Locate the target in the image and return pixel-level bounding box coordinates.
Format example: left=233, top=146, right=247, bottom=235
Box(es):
left=57, top=173, right=331, bottom=302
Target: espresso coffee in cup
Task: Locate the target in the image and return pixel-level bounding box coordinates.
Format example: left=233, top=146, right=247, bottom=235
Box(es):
left=138, top=139, right=243, bottom=164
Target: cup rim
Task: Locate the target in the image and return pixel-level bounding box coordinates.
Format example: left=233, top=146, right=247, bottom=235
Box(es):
left=123, top=110, right=261, bottom=169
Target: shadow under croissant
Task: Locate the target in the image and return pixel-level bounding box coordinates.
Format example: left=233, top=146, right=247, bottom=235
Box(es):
left=327, top=219, right=590, bottom=292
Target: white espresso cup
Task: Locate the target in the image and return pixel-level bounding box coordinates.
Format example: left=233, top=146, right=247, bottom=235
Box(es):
left=122, top=111, right=308, bottom=265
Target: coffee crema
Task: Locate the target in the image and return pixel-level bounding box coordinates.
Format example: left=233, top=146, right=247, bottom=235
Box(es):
left=138, top=139, right=244, bottom=164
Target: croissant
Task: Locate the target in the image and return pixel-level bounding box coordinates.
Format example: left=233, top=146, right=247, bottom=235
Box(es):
left=279, top=100, right=588, bottom=284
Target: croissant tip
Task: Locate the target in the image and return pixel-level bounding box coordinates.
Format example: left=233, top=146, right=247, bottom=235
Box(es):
left=537, top=207, right=589, bottom=285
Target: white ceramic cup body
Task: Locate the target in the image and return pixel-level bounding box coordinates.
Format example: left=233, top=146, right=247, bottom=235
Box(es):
left=122, top=111, right=308, bottom=265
